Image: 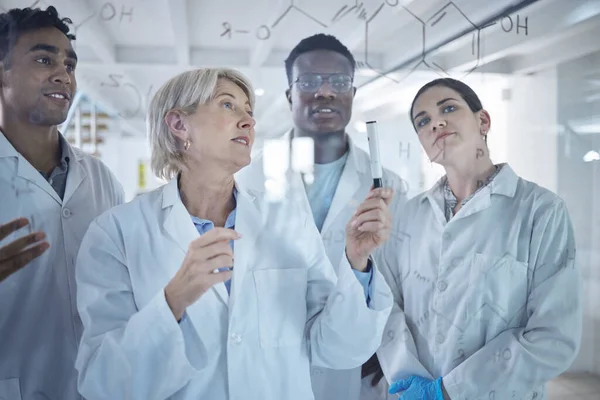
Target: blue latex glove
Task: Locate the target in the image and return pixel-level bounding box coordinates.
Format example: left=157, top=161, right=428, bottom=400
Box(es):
left=388, top=375, right=444, bottom=399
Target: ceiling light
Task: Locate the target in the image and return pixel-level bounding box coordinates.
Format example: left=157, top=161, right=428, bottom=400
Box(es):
left=255, top=88, right=265, bottom=96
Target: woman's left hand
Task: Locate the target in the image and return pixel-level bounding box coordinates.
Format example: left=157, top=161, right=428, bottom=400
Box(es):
left=345, top=187, right=394, bottom=271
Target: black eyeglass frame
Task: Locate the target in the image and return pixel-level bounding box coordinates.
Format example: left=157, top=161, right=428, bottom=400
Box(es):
left=289, top=73, right=354, bottom=93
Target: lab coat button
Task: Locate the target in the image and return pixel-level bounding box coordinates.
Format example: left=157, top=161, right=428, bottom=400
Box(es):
left=230, top=333, right=242, bottom=344
left=435, top=333, right=445, bottom=343
left=387, top=330, right=395, bottom=340
left=312, top=368, right=323, bottom=375
left=437, top=281, right=447, bottom=292
left=62, top=208, right=72, bottom=218
left=442, top=232, right=451, bottom=241
left=532, top=392, right=538, bottom=399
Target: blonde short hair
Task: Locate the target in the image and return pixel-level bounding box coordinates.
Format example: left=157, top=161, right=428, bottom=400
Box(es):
left=147, top=68, right=255, bottom=181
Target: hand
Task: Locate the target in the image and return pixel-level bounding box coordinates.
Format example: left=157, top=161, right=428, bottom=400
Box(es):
left=389, top=375, right=444, bottom=400
left=345, top=187, right=394, bottom=271
left=361, top=353, right=385, bottom=387
left=0, top=217, right=49, bottom=282
left=164, top=227, right=240, bottom=321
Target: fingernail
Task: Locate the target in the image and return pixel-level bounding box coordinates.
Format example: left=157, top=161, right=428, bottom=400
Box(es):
left=35, top=233, right=45, bottom=240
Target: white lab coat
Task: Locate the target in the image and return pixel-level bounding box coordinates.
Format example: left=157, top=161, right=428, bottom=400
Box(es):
left=236, top=133, right=406, bottom=400
left=376, top=164, right=582, bottom=400
left=0, top=132, right=124, bottom=400
left=74, top=177, right=393, bottom=400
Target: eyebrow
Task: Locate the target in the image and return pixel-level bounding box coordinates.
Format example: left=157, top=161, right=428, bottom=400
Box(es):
left=27, top=43, right=78, bottom=61
left=412, top=97, right=459, bottom=121
left=216, top=92, right=250, bottom=106
left=437, top=97, right=458, bottom=106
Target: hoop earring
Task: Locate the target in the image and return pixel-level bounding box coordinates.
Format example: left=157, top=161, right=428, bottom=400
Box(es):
left=184, top=139, right=191, bottom=151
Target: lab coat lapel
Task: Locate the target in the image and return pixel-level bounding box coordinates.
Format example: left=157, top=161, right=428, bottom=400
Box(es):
left=228, top=184, right=260, bottom=312
left=453, top=164, right=518, bottom=220
left=16, top=156, right=62, bottom=204
left=0, top=132, right=62, bottom=205
left=162, top=178, right=199, bottom=254
left=424, top=180, right=449, bottom=227
left=321, top=137, right=363, bottom=234
left=162, top=179, right=229, bottom=306
left=62, top=146, right=87, bottom=204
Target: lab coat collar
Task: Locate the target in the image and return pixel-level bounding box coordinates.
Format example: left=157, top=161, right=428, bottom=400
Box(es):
left=0, top=130, right=86, bottom=205
left=321, top=133, right=364, bottom=233
left=62, top=138, right=87, bottom=203
left=422, top=163, right=519, bottom=223
left=278, top=129, right=365, bottom=233
left=161, top=176, right=260, bottom=308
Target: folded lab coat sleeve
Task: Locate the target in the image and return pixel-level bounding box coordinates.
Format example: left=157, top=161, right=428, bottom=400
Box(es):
left=352, top=267, right=374, bottom=303
left=443, top=200, right=582, bottom=400
left=374, top=237, right=434, bottom=382
left=75, top=217, right=200, bottom=400
left=303, top=214, right=394, bottom=370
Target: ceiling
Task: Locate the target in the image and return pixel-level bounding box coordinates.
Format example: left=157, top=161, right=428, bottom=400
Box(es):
left=3, top=0, right=600, bottom=139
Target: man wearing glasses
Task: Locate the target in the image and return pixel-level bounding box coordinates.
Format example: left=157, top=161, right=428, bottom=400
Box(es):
left=237, top=34, right=406, bottom=400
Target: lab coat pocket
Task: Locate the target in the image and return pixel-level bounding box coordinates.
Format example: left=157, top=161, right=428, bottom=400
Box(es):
left=0, top=378, right=22, bottom=400
left=253, top=268, right=308, bottom=348
left=469, top=253, right=528, bottom=325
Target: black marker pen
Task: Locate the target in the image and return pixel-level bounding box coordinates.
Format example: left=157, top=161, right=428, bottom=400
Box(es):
left=366, top=120, right=383, bottom=188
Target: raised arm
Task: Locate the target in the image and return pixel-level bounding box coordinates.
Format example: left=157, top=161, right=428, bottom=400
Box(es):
left=75, top=216, right=212, bottom=400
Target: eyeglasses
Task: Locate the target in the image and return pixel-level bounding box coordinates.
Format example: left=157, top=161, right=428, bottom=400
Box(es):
left=291, top=73, right=353, bottom=93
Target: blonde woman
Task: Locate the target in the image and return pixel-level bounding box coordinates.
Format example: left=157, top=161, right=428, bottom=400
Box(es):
left=74, top=68, right=395, bottom=400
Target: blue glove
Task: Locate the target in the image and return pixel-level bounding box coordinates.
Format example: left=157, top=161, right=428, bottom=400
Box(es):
left=388, top=375, right=444, bottom=399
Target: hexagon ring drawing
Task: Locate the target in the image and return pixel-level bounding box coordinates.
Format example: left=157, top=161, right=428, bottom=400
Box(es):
left=363, top=1, right=427, bottom=84
left=423, top=1, right=482, bottom=79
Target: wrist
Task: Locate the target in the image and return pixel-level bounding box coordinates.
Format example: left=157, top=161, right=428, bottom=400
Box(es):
left=164, top=287, right=184, bottom=322
left=345, top=248, right=369, bottom=271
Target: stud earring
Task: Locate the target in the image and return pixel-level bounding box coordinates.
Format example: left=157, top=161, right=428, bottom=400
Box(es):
left=184, top=139, right=191, bottom=151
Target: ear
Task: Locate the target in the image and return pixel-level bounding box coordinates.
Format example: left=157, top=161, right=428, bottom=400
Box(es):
left=164, top=110, right=188, bottom=142
left=285, top=88, right=292, bottom=110
left=479, top=109, right=491, bottom=137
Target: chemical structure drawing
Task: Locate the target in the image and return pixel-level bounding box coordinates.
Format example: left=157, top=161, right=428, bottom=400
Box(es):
left=26, top=0, right=146, bottom=120
left=221, top=0, right=327, bottom=41
left=222, top=0, right=528, bottom=84
left=423, top=1, right=483, bottom=79
left=361, top=0, right=426, bottom=84
left=29, top=0, right=135, bottom=28
left=331, top=1, right=368, bottom=24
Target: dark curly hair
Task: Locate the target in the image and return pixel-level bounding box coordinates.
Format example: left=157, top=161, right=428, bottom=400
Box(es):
left=284, top=33, right=356, bottom=85
left=0, top=6, right=75, bottom=68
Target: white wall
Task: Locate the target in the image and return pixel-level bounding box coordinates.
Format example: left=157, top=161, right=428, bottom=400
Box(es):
left=499, top=67, right=598, bottom=374
left=503, top=69, right=559, bottom=193
left=98, top=133, right=164, bottom=202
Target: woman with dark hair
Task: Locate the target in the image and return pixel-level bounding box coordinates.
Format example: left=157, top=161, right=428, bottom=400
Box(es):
left=374, top=78, right=582, bottom=399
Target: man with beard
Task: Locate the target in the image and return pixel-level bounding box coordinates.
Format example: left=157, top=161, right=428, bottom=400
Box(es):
left=0, top=6, right=123, bottom=400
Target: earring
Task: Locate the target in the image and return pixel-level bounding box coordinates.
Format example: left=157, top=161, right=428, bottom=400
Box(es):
left=184, top=139, right=191, bottom=151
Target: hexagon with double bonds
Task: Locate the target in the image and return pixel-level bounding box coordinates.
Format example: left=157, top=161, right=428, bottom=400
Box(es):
left=423, top=1, right=482, bottom=79
left=362, top=0, right=428, bottom=84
